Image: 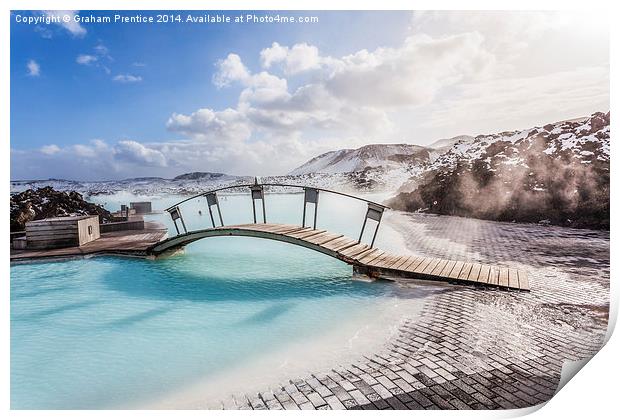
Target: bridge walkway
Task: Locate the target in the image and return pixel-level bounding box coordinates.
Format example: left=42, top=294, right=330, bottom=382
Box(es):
left=148, top=222, right=529, bottom=291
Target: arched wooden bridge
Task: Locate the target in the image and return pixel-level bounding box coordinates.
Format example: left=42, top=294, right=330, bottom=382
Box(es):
left=148, top=180, right=529, bottom=291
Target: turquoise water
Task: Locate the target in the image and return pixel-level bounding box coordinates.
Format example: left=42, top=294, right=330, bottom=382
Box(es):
left=11, top=193, right=415, bottom=409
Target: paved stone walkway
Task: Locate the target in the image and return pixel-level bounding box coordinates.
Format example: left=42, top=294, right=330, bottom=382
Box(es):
left=218, top=212, right=610, bottom=410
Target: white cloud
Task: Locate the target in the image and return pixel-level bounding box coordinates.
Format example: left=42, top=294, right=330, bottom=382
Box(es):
left=166, top=108, right=251, bottom=144
left=43, top=10, right=86, bottom=37
left=40, top=144, right=60, bottom=155
left=260, top=42, right=322, bottom=74
left=212, top=53, right=251, bottom=87
left=72, top=144, right=97, bottom=158
left=326, top=33, right=494, bottom=107
left=113, top=74, right=142, bottom=83
left=94, top=43, right=110, bottom=58
left=76, top=54, right=98, bottom=65
left=26, top=59, right=40, bottom=77
left=114, top=140, right=167, bottom=167
left=423, top=66, right=610, bottom=133
left=260, top=42, right=289, bottom=68
left=11, top=11, right=609, bottom=180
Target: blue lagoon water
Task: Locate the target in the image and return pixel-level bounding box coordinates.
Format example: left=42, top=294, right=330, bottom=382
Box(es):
left=11, top=193, right=419, bottom=409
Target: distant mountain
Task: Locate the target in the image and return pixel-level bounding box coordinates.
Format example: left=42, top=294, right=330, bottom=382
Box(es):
left=427, top=135, right=474, bottom=152
left=388, top=112, right=610, bottom=229
left=173, top=172, right=232, bottom=181
left=10, top=173, right=247, bottom=197
left=9, top=112, right=610, bottom=230
left=289, top=144, right=431, bottom=175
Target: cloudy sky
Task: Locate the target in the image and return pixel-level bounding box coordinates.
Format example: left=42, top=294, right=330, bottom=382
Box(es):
left=11, top=10, right=609, bottom=180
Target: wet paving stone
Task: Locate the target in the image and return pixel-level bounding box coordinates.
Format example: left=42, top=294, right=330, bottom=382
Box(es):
left=221, top=214, right=609, bottom=409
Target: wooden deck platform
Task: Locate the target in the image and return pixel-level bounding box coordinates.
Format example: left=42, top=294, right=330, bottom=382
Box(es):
left=10, top=224, right=167, bottom=263
left=149, top=223, right=529, bottom=291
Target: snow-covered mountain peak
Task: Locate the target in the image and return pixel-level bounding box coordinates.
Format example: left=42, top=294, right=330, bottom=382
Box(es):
left=289, top=143, right=430, bottom=175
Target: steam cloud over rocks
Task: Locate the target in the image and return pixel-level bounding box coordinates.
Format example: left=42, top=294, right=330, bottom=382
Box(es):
left=387, top=112, right=610, bottom=229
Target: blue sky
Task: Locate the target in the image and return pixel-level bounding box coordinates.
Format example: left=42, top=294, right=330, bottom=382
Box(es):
left=10, top=10, right=609, bottom=180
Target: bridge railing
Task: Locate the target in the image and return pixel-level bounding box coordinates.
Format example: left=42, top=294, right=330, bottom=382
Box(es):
left=165, top=179, right=390, bottom=248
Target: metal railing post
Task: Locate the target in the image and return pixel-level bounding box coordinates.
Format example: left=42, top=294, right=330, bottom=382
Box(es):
left=358, top=217, right=367, bottom=243
left=250, top=178, right=266, bottom=224
left=216, top=201, right=224, bottom=226
left=205, top=192, right=224, bottom=228
left=168, top=206, right=187, bottom=235
left=302, top=188, right=319, bottom=229
left=358, top=203, right=385, bottom=247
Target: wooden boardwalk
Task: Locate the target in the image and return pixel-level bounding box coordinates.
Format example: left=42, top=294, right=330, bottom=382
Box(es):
left=10, top=225, right=167, bottom=263
left=149, top=223, right=529, bottom=291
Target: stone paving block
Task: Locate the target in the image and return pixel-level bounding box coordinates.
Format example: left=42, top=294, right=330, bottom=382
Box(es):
left=384, top=396, right=407, bottom=409
left=408, top=391, right=434, bottom=408
left=215, top=214, right=609, bottom=411
left=471, top=392, right=496, bottom=409
left=330, top=385, right=352, bottom=402
left=306, top=392, right=327, bottom=408
left=393, top=378, right=415, bottom=393
left=299, top=401, right=314, bottom=410
left=348, top=389, right=372, bottom=406
left=324, top=395, right=346, bottom=410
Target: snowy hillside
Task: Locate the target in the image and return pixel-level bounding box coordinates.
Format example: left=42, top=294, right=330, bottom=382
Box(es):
left=427, top=135, right=474, bottom=152
left=10, top=174, right=250, bottom=197
left=426, top=113, right=609, bottom=173
left=289, top=144, right=431, bottom=175
left=10, top=112, right=610, bottom=228
left=388, top=112, right=610, bottom=229
left=288, top=143, right=432, bottom=191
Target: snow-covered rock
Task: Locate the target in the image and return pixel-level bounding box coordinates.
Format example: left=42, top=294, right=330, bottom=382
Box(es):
left=388, top=112, right=610, bottom=229
left=288, top=143, right=431, bottom=191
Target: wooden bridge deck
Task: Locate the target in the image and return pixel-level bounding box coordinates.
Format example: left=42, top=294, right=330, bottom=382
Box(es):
left=10, top=227, right=167, bottom=263
left=149, top=223, right=529, bottom=291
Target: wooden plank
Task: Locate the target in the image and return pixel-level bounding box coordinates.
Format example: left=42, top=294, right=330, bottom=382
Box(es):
left=358, top=250, right=384, bottom=265
left=368, top=252, right=395, bottom=267
left=330, top=240, right=356, bottom=252
left=26, top=226, right=79, bottom=233
left=421, top=258, right=442, bottom=275
left=517, top=270, right=529, bottom=290
left=467, top=263, right=482, bottom=282
left=260, top=225, right=289, bottom=233
left=375, top=252, right=401, bottom=267
left=498, top=268, right=510, bottom=287
left=448, top=261, right=465, bottom=279
left=288, top=229, right=327, bottom=240
left=412, top=257, right=435, bottom=274
left=477, top=265, right=491, bottom=284
left=430, top=259, right=450, bottom=277
left=488, top=267, right=499, bottom=285
left=333, top=240, right=360, bottom=253
left=394, top=255, right=417, bottom=270
left=322, top=236, right=354, bottom=250
left=26, top=233, right=79, bottom=240
left=457, top=263, right=473, bottom=280
left=405, top=256, right=429, bottom=272
left=339, top=243, right=370, bottom=258
left=439, top=260, right=458, bottom=277
left=385, top=255, right=410, bottom=270
left=375, top=254, right=403, bottom=268
left=306, top=233, right=343, bottom=246
left=271, top=225, right=307, bottom=234
left=283, top=228, right=318, bottom=238
left=508, top=269, right=520, bottom=289
left=406, top=257, right=428, bottom=273
left=238, top=223, right=282, bottom=232
left=353, top=248, right=379, bottom=262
